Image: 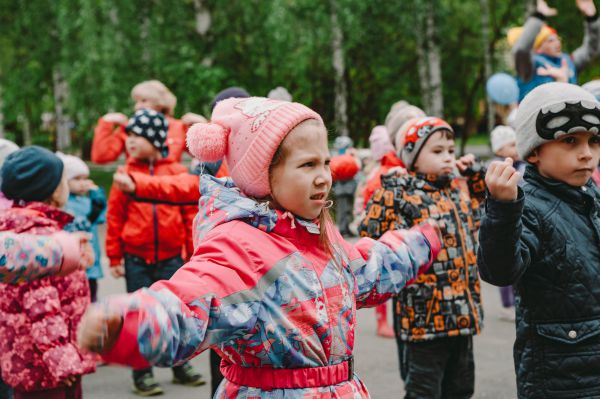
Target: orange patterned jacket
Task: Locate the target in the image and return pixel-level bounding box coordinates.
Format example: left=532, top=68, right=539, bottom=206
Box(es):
left=359, top=166, right=487, bottom=341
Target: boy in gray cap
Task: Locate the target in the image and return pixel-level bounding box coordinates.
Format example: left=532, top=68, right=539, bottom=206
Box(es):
left=479, top=82, right=600, bottom=398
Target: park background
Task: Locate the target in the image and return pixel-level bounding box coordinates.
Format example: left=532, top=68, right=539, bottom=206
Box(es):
left=1, top=0, right=599, bottom=157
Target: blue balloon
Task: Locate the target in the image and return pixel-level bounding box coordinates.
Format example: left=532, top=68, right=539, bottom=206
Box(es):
left=486, top=73, right=519, bottom=105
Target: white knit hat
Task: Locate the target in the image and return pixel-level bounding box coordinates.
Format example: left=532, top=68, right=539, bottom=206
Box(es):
left=515, top=82, right=600, bottom=159
left=0, top=139, right=19, bottom=168
left=56, top=152, right=90, bottom=180
left=490, top=125, right=517, bottom=153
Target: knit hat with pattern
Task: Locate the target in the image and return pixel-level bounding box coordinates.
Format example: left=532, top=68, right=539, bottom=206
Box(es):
left=186, top=97, right=322, bottom=198
left=515, top=82, right=600, bottom=159
left=125, top=109, right=169, bottom=157
left=399, top=117, right=454, bottom=170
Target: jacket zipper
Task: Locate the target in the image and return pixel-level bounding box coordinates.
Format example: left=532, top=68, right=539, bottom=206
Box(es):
left=444, top=188, right=480, bottom=334
left=150, top=161, right=159, bottom=264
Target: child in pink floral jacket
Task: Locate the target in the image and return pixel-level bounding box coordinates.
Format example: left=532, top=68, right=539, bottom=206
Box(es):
left=0, top=146, right=95, bottom=398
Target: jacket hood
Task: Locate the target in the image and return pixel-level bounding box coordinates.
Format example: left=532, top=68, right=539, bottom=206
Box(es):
left=194, top=175, right=320, bottom=244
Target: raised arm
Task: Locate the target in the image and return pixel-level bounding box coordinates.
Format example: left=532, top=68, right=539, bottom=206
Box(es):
left=91, top=114, right=128, bottom=164
left=571, top=0, right=600, bottom=70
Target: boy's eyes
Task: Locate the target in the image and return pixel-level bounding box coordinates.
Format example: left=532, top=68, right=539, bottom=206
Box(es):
left=561, top=136, right=576, bottom=144
left=590, top=136, right=600, bottom=144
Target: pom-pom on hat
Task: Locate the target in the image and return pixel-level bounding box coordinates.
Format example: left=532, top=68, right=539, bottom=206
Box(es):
left=400, top=117, right=453, bottom=170
left=186, top=97, right=322, bottom=198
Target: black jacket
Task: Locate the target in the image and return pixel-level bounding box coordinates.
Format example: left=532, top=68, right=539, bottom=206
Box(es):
left=478, top=165, right=600, bottom=399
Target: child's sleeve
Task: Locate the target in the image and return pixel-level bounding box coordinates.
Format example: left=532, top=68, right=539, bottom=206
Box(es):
left=571, top=13, right=600, bottom=71
left=131, top=172, right=199, bottom=205
left=180, top=203, right=197, bottom=261
left=106, top=185, right=129, bottom=267
left=91, top=118, right=127, bottom=164
left=348, top=224, right=441, bottom=309
left=513, top=14, right=543, bottom=82
left=0, top=231, right=80, bottom=284
left=88, top=187, right=107, bottom=224
left=477, top=190, right=541, bottom=286
left=359, top=186, right=412, bottom=240
left=461, top=163, right=487, bottom=205
left=100, top=227, right=263, bottom=369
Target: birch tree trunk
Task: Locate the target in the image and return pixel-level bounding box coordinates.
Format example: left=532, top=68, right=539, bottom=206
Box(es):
left=0, top=85, right=4, bottom=139
left=18, top=114, right=32, bottom=146
left=330, top=0, right=349, bottom=136
left=53, top=69, right=71, bottom=151
left=193, top=0, right=211, bottom=36
left=415, top=0, right=444, bottom=117
left=480, top=0, right=495, bottom=135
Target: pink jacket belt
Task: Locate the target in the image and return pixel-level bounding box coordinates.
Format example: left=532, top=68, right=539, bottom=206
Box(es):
left=220, top=356, right=354, bottom=390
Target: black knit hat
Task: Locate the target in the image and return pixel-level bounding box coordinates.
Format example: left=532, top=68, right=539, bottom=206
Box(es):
left=1, top=146, right=64, bottom=202
left=125, top=109, right=169, bottom=157
left=210, top=87, right=250, bottom=111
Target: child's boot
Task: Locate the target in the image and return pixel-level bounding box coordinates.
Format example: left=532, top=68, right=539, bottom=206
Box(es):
left=172, top=363, right=206, bottom=387
left=375, top=304, right=395, bottom=338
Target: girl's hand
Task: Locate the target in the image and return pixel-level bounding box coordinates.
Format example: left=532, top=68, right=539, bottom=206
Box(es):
left=577, top=0, right=597, bottom=17
left=181, top=112, right=208, bottom=125
left=455, top=154, right=476, bottom=173
left=537, top=0, right=558, bottom=16
left=77, top=304, right=123, bottom=354
left=486, top=158, right=520, bottom=201
left=536, top=59, right=569, bottom=82
left=102, top=112, right=128, bottom=125
left=79, top=234, right=95, bottom=270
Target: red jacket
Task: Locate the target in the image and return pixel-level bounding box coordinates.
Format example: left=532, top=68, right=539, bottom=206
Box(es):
left=0, top=203, right=94, bottom=392
left=106, top=158, right=196, bottom=266
left=362, top=151, right=404, bottom=209
left=91, top=116, right=187, bottom=164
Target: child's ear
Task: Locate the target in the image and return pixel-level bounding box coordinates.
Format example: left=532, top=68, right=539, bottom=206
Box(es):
left=526, top=149, right=539, bottom=165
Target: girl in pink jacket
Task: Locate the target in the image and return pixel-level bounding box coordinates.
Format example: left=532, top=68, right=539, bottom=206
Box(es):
left=78, top=97, right=440, bottom=398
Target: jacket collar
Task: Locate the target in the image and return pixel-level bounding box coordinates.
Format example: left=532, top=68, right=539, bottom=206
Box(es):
left=195, top=175, right=320, bottom=242
left=524, top=164, right=599, bottom=210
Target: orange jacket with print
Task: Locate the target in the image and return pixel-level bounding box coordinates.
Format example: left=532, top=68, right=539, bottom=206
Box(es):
left=106, top=158, right=197, bottom=266
left=91, top=116, right=187, bottom=164
left=359, top=166, right=487, bottom=342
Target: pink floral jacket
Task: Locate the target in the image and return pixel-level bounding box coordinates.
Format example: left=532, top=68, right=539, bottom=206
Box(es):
left=0, top=203, right=94, bottom=392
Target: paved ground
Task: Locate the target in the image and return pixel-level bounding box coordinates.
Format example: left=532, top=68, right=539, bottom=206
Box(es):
left=84, top=244, right=516, bottom=398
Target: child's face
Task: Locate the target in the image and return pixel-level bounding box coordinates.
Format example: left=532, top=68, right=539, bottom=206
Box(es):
left=133, top=95, right=161, bottom=112
left=125, top=133, right=160, bottom=161
left=68, top=175, right=92, bottom=196
left=413, top=131, right=456, bottom=176
left=51, top=172, right=69, bottom=208
left=269, top=121, right=332, bottom=220
left=537, top=34, right=562, bottom=58
left=496, top=141, right=519, bottom=161
left=527, top=131, right=600, bottom=187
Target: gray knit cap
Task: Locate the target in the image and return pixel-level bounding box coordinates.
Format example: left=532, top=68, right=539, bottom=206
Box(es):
left=384, top=102, right=426, bottom=149
left=515, top=82, right=600, bottom=159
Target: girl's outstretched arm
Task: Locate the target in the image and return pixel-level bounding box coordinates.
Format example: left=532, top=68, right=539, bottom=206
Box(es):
left=348, top=223, right=441, bottom=309
left=80, top=222, right=263, bottom=369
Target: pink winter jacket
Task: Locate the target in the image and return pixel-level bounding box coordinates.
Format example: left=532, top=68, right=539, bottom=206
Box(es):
left=0, top=203, right=95, bottom=392
left=100, top=175, right=440, bottom=398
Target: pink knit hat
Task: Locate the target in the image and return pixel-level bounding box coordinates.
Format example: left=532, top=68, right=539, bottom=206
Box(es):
left=368, top=125, right=394, bottom=161
left=186, top=97, right=323, bottom=198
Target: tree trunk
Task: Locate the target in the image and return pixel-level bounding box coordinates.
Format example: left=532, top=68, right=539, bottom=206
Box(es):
left=18, top=114, right=32, bottom=146
left=480, top=0, right=495, bottom=135
left=416, top=0, right=444, bottom=117
left=53, top=69, right=71, bottom=151
left=330, top=0, right=349, bottom=137
left=0, top=85, right=4, bottom=139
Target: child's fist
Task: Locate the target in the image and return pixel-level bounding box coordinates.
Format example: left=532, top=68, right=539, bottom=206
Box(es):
left=486, top=158, right=520, bottom=201
left=102, top=112, right=128, bottom=125
left=77, top=304, right=123, bottom=354
left=456, top=154, right=476, bottom=173
left=113, top=171, right=136, bottom=194
left=110, top=264, right=125, bottom=279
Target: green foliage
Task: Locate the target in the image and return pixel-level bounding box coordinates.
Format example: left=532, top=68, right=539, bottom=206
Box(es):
left=1, top=0, right=599, bottom=153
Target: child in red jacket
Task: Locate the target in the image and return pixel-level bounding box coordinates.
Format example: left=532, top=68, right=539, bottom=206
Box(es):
left=105, top=109, right=204, bottom=395
left=91, top=80, right=206, bottom=164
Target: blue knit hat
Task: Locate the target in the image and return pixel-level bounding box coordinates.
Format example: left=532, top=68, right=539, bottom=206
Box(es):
left=1, top=146, right=64, bottom=202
